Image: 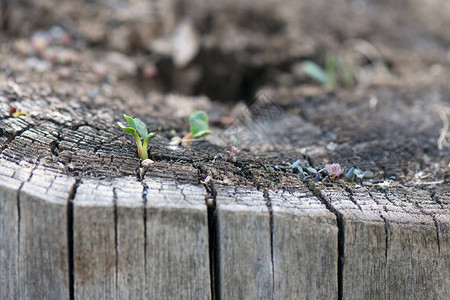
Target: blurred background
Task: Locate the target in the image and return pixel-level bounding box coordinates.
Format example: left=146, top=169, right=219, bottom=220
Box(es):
left=0, top=0, right=448, bottom=105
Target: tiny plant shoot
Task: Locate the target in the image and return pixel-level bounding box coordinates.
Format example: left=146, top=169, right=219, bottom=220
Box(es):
left=9, top=106, right=30, bottom=118
left=182, top=111, right=212, bottom=143
left=226, top=146, right=240, bottom=163
left=301, top=54, right=354, bottom=88
left=325, top=163, right=344, bottom=181
left=118, top=114, right=156, bottom=160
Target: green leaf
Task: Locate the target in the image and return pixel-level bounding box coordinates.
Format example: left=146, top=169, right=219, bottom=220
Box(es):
left=354, top=169, right=365, bottom=179
left=124, top=127, right=137, bottom=135
left=363, top=171, right=374, bottom=178
left=193, top=129, right=213, bottom=138
left=123, top=114, right=136, bottom=130
left=345, top=167, right=355, bottom=179
left=134, top=118, right=148, bottom=140
left=291, top=159, right=301, bottom=169
left=125, top=128, right=137, bottom=135
left=147, top=132, right=156, bottom=140
left=190, top=111, right=212, bottom=138
left=306, top=167, right=318, bottom=174
left=301, top=61, right=329, bottom=85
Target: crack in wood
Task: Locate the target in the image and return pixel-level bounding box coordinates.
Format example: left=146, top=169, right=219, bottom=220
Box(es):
left=412, top=196, right=442, bottom=254
left=141, top=181, right=148, bottom=280
left=112, top=187, right=119, bottom=298
left=379, top=214, right=390, bottom=264
left=306, top=180, right=344, bottom=300
left=0, top=123, right=35, bottom=154
left=344, top=186, right=363, bottom=212
left=67, top=179, right=79, bottom=300
left=262, top=189, right=275, bottom=299
left=366, top=189, right=390, bottom=264
left=193, top=162, right=220, bottom=300
left=382, top=186, right=443, bottom=254
left=16, top=181, right=24, bottom=294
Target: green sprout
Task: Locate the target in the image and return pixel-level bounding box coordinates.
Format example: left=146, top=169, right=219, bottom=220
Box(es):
left=182, top=111, right=212, bottom=143
left=301, top=54, right=354, bottom=88
left=118, top=114, right=156, bottom=160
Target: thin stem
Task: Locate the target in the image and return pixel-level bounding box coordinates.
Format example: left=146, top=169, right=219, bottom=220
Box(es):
left=134, top=134, right=148, bottom=160
left=142, top=139, right=149, bottom=160
left=182, top=132, right=193, bottom=143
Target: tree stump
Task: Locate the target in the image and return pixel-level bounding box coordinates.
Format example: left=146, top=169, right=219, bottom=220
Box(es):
left=0, top=76, right=448, bottom=299
left=0, top=0, right=449, bottom=299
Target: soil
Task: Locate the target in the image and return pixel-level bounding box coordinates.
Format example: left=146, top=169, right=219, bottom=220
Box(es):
left=0, top=0, right=449, bottom=193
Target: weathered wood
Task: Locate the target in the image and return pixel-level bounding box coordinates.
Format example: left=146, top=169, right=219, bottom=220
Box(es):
left=0, top=0, right=449, bottom=297
left=215, top=184, right=273, bottom=299
left=143, top=166, right=211, bottom=299
left=270, top=187, right=338, bottom=299
left=317, top=184, right=449, bottom=299
left=0, top=158, right=74, bottom=299
left=18, top=166, right=74, bottom=299
left=114, top=178, right=146, bottom=300
left=73, top=179, right=116, bottom=300
left=0, top=160, right=23, bottom=300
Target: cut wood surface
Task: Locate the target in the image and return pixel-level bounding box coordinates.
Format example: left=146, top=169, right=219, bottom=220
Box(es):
left=0, top=72, right=448, bottom=300
left=0, top=0, right=449, bottom=299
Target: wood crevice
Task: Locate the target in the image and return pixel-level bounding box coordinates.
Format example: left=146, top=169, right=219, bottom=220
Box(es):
left=193, top=162, right=220, bottom=300
left=367, top=189, right=390, bottom=264
left=112, top=187, right=119, bottom=299
left=16, top=181, right=24, bottom=294
left=67, top=178, right=79, bottom=300
left=262, top=189, right=275, bottom=299
left=141, top=181, right=148, bottom=281
left=305, top=180, right=344, bottom=300
left=344, top=186, right=363, bottom=212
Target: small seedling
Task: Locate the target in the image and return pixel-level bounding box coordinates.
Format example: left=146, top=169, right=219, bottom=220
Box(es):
left=9, top=106, right=30, bottom=118
left=301, top=54, right=354, bottom=88
left=288, top=159, right=306, bottom=180
left=325, top=163, right=344, bottom=181
left=182, top=111, right=212, bottom=143
left=118, top=114, right=156, bottom=160
left=287, top=160, right=376, bottom=184
left=226, top=146, right=240, bottom=163
left=345, top=167, right=374, bottom=183
left=287, top=160, right=325, bottom=180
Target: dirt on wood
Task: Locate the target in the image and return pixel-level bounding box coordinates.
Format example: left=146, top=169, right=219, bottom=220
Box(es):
left=0, top=0, right=449, bottom=194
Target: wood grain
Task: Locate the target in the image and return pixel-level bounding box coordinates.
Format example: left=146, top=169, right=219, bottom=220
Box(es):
left=114, top=178, right=146, bottom=300
left=73, top=180, right=116, bottom=300
left=215, top=184, right=273, bottom=300
left=270, top=187, right=338, bottom=299
left=0, top=52, right=448, bottom=299
left=18, top=166, right=74, bottom=299
left=0, top=160, right=23, bottom=300
left=143, top=173, right=211, bottom=299
left=317, top=184, right=449, bottom=299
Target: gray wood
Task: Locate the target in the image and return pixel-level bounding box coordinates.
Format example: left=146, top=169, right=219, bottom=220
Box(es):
left=270, top=187, right=338, bottom=299
left=144, top=171, right=211, bottom=299
left=18, top=165, right=74, bottom=299
left=73, top=180, right=116, bottom=300
left=0, top=160, right=23, bottom=300
left=215, top=184, right=273, bottom=300
left=319, top=185, right=387, bottom=299
left=0, top=14, right=448, bottom=297
left=377, top=187, right=449, bottom=299
left=114, top=178, right=146, bottom=300
left=318, top=184, right=449, bottom=300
